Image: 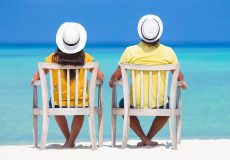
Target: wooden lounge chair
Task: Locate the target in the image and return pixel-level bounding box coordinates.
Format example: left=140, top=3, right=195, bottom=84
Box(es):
left=111, top=63, right=182, bottom=149
left=32, top=62, right=103, bottom=150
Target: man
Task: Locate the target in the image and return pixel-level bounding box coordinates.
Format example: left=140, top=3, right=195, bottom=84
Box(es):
left=109, top=14, right=188, bottom=147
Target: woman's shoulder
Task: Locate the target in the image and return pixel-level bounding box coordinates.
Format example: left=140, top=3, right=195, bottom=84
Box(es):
left=84, top=52, right=94, bottom=62
left=45, top=52, right=55, bottom=63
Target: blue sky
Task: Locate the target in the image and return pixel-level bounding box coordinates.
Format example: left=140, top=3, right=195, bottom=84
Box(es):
left=0, top=0, right=230, bottom=45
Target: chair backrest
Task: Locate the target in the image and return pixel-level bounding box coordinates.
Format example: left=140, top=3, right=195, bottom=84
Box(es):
left=120, top=63, right=180, bottom=109
left=38, top=62, right=98, bottom=109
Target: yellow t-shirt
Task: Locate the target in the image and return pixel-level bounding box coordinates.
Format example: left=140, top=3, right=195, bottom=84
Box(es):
left=45, top=52, right=94, bottom=107
left=119, top=42, right=178, bottom=108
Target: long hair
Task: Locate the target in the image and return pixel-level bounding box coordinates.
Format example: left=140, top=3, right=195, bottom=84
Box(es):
left=52, top=48, right=85, bottom=81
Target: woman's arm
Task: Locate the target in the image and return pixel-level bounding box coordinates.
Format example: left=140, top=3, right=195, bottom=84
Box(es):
left=97, top=68, right=104, bottom=82
left=31, top=69, right=49, bottom=84
left=89, top=68, right=104, bottom=82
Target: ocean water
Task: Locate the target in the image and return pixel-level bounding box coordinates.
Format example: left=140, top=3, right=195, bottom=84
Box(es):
left=0, top=45, right=230, bottom=145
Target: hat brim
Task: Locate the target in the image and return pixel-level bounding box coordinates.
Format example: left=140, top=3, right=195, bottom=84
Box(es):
left=138, top=15, right=163, bottom=43
left=56, top=22, right=87, bottom=54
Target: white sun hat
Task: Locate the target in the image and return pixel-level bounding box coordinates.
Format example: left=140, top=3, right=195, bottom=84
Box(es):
left=56, top=22, right=87, bottom=54
left=138, top=15, right=163, bottom=43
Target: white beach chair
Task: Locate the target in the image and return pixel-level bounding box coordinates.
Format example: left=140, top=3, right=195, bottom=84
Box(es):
left=32, top=62, right=103, bottom=150
left=111, top=63, right=182, bottom=149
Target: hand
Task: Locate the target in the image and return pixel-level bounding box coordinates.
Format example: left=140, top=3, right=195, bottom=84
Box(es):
left=97, top=70, right=104, bottom=84
left=109, top=79, right=114, bottom=88
left=31, top=72, right=40, bottom=85
left=181, top=80, right=188, bottom=90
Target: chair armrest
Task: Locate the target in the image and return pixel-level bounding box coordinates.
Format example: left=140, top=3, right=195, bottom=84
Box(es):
left=96, top=79, right=103, bottom=86
left=32, top=80, right=41, bottom=86
left=112, top=79, right=123, bottom=86
left=177, top=81, right=183, bottom=87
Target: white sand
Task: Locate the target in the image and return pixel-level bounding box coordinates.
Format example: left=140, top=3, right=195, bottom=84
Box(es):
left=0, top=140, right=230, bottom=160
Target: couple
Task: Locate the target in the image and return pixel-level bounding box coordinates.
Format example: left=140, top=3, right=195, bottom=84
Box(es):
left=31, top=14, right=188, bottom=148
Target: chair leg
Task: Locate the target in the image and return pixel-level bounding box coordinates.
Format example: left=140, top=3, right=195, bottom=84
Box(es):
left=40, top=115, right=49, bottom=150
left=122, top=115, right=130, bottom=149
left=98, top=113, right=103, bottom=147
left=169, top=116, right=173, bottom=142
left=176, top=115, right=182, bottom=144
left=169, top=116, right=177, bottom=150
left=88, top=113, right=97, bottom=150
left=112, top=114, right=117, bottom=147
left=33, top=115, right=38, bottom=148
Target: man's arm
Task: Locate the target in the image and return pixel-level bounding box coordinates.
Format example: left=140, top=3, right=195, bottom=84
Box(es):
left=109, top=66, right=122, bottom=88
left=178, top=70, right=188, bottom=89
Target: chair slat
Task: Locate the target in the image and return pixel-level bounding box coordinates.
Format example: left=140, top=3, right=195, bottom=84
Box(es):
left=131, top=70, right=136, bottom=108
left=149, top=71, right=153, bottom=108
left=82, top=69, right=87, bottom=108
left=58, top=69, right=62, bottom=108
left=156, top=71, right=160, bottom=108
left=49, top=70, right=54, bottom=108
left=75, top=70, right=78, bottom=108
left=67, top=69, right=70, bottom=108
left=140, top=71, right=144, bottom=109
left=164, top=71, right=169, bottom=108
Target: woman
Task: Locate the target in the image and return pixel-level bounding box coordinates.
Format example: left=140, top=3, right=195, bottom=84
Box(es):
left=31, top=22, right=104, bottom=148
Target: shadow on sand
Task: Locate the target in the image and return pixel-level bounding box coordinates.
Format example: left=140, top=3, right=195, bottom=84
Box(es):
left=103, top=141, right=172, bottom=150
left=30, top=141, right=172, bottom=150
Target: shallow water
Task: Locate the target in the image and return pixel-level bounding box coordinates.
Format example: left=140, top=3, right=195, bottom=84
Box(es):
left=0, top=45, right=230, bottom=145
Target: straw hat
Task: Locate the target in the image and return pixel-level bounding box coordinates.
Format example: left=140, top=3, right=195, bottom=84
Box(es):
left=56, top=22, right=87, bottom=54
left=138, top=15, right=163, bottom=43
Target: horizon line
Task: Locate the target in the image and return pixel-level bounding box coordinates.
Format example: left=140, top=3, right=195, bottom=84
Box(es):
left=1, top=42, right=230, bottom=48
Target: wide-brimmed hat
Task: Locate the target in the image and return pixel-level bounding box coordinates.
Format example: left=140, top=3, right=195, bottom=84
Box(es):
left=56, top=22, right=87, bottom=54
left=138, top=15, right=163, bottom=43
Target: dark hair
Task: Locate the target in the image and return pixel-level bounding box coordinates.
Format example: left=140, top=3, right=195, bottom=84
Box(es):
left=52, top=48, right=85, bottom=81
left=141, top=39, right=160, bottom=48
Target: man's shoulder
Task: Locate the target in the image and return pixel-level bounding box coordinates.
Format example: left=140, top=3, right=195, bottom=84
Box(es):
left=126, top=44, right=139, bottom=50
left=159, top=44, right=176, bottom=55
left=124, top=43, right=141, bottom=54
left=160, top=44, right=173, bottom=51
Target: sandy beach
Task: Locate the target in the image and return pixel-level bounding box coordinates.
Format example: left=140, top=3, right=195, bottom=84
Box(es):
left=0, top=140, right=229, bottom=160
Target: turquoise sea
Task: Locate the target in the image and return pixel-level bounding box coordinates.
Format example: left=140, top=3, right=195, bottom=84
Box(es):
left=0, top=45, right=230, bottom=145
